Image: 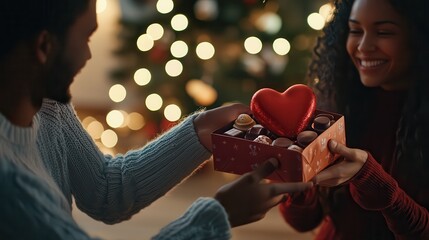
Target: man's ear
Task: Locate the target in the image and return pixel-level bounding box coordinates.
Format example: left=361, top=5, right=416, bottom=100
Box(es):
left=35, top=30, right=55, bottom=64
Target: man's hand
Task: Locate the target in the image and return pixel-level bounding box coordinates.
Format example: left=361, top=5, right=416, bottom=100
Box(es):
left=215, top=158, right=313, bottom=227
left=193, top=103, right=251, bottom=151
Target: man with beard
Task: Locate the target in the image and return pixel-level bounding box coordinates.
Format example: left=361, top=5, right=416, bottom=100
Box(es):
left=0, top=0, right=312, bottom=239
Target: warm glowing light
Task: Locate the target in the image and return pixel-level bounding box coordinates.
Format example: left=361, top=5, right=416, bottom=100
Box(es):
left=244, top=36, right=263, bottom=54
left=171, top=14, right=188, bottom=31
left=109, top=84, right=127, bottom=103
left=170, top=40, right=188, bottom=58
left=165, top=59, right=183, bottom=77
left=146, top=93, right=163, bottom=111
left=106, top=110, right=125, bottom=128
left=256, top=12, right=282, bottom=34
left=185, top=79, right=218, bottom=106
left=134, top=68, right=151, bottom=86
left=319, top=3, right=334, bottom=22
left=164, top=104, right=182, bottom=122
left=127, top=112, right=145, bottom=130
left=146, top=23, right=164, bottom=40
left=101, top=129, right=118, bottom=148
left=156, top=0, right=174, bottom=14
left=273, top=38, right=291, bottom=56
left=196, top=42, right=215, bottom=60
left=82, top=116, right=96, bottom=128
left=307, top=13, right=325, bottom=30
left=137, top=34, right=154, bottom=52
left=96, top=0, right=107, bottom=14
left=87, top=120, right=104, bottom=139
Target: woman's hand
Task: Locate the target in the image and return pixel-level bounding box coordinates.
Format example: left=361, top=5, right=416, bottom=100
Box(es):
left=193, top=103, right=251, bottom=151
left=215, top=158, right=313, bottom=227
left=313, top=140, right=368, bottom=187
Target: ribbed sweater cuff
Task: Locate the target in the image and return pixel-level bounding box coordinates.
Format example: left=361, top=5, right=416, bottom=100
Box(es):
left=350, top=154, right=399, bottom=210
left=152, top=197, right=231, bottom=240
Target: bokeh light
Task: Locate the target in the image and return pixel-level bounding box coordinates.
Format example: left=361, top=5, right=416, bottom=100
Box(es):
left=137, top=34, right=154, bottom=52
left=186, top=79, right=218, bottom=106
left=106, top=110, right=125, bottom=128
left=134, top=68, right=152, bottom=86
left=170, top=40, right=189, bottom=58
left=109, top=84, right=127, bottom=103
left=165, top=59, right=183, bottom=77
left=307, top=13, right=325, bottom=30
left=87, top=120, right=104, bottom=139
left=273, top=38, right=291, bottom=56
left=164, top=104, right=182, bottom=122
left=147, top=23, right=164, bottom=40
left=171, top=14, right=188, bottom=31
left=244, top=36, right=263, bottom=54
left=255, top=12, right=282, bottom=34
left=319, top=3, right=334, bottom=22
left=127, top=112, right=145, bottom=130
left=196, top=42, right=215, bottom=60
left=156, top=0, right=174, bottom=14
left=146, top=93, right=163, bottom=111
left=101, top=129, right=118, bottom=148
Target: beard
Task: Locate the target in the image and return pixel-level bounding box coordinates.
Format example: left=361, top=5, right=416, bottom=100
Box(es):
left=44, top=51, right=76, bottom=104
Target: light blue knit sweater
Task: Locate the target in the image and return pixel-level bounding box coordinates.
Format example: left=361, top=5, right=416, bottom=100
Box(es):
left=0, top=99, right=231, bottom=239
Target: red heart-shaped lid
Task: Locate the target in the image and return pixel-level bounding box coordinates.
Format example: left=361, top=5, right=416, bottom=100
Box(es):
left=250, top=84, right=316, bottom=138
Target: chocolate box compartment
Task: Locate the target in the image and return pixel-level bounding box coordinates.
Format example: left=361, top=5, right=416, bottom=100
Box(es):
left=211, top=110, right=346, bottom=182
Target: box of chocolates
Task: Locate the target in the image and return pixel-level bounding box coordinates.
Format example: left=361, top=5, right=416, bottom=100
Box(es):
left=211, top=85, right=346, bottom=182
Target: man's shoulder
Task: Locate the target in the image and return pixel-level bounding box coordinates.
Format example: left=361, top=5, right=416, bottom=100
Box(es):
left=38, top=99, right=77, bottom=123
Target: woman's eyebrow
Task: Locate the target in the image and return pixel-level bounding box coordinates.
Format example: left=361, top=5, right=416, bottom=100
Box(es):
left=348, top=19, right=400, bottom=26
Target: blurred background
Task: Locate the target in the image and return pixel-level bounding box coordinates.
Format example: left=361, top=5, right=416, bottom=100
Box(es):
left=71, top=0, right=332, bottom=239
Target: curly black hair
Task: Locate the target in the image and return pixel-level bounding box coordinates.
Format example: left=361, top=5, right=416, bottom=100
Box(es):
left=308, top=0, right=429, bottom=185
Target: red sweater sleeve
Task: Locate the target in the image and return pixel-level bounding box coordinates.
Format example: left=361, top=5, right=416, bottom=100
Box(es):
left=350, top=154, right=429, bottom=239
left=279, top=187, right=324, bottom=232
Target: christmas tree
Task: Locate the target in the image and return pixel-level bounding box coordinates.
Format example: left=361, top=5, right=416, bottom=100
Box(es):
left=99, top=0, right=333, bottom=151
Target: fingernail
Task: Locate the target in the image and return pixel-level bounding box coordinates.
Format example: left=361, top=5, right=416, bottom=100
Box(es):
left=329, top=140, right=337, bottom=149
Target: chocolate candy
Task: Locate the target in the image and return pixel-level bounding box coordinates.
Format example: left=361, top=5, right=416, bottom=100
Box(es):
left=224, top=128, right=244, bottom=137
left=312, top=116, right=331, bottom=133
left=315, top=113, right=334, bottom=120
left=244, top=124, right=268, bottom=140
left=287, top=144, right=303, bottom=153
left=272, top=137, right=293, bottom=148
left=253, top=135, right=272, bottom=145
left=233, top=114, right=256, bottom=131
left=296, top=130, right=318, bottom=148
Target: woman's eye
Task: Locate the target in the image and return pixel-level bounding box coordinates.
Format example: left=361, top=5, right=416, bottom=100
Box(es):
left=348, top=29, right=362, bottom=34
left=377, top=31, right=394, bottom=36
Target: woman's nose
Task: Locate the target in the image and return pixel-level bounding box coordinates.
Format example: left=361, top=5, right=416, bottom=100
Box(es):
left=357, top=33, right=376, bottom=52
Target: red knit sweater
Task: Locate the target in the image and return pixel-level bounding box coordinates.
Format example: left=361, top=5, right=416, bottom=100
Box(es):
left=279, top=89, right=429, bottom=239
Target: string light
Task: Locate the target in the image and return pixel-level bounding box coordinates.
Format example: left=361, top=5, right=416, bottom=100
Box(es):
left=196, top=42, right=215, bottom=60
left=165, top=59, right=183, bottom=77
left=109, top=84, right=127, bottom=103
left=134, top=68, right=152, bottom=86
left=244, top=36, right=263, bottom=54
left=307, top=12, right=325, bottom=30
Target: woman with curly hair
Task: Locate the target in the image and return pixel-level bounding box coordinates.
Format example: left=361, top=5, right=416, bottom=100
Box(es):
left=279, top=0, right=429, bottom=239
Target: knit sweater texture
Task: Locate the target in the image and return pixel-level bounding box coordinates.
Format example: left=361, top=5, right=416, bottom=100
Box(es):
left=0, top=99, right=231, bottom=239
